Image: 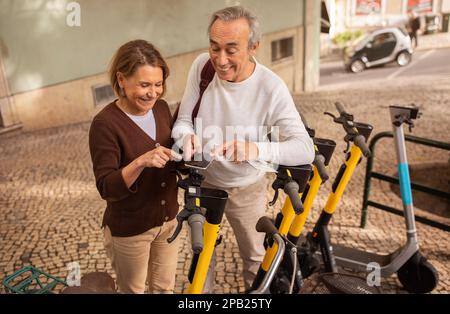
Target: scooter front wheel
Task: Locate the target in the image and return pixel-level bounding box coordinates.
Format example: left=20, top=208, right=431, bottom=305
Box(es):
left=397, top=252, right=439, bottom=293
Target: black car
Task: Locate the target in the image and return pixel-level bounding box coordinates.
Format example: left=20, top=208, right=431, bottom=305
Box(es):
left=344, top=27, right=413, bottom=73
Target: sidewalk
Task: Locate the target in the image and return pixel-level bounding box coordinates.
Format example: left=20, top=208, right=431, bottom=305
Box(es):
left=415, top=31, right=450, bottom=50
left=0, top=75, right=449, bottom=294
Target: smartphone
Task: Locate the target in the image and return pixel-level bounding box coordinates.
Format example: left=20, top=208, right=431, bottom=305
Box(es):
left=184, top=160, right=212, bottom=170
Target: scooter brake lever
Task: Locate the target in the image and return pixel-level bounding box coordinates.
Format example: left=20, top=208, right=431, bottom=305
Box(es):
left=407, top=119, right=415, bottom=132
left=175, top=169, right=183, bottom=181
left=324, top=111, right=337, bottom=120
left=167, top=210, right=190, bottom=243
left=343, top=139, right=350, bottom=154
left=269, top=189, right=279, bottom=206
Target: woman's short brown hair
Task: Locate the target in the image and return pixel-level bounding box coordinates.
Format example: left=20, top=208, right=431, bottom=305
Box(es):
left=109, top=40, right=169, bottom=97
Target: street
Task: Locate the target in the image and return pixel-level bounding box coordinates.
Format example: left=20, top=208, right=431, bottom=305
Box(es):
left=320, top=47, right=450, bottom=86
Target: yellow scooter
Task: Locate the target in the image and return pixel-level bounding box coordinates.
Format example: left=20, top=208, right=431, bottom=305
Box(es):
left=168, top=160, right=288, bottom=294
left=250, top=123, right=336, bottom=293
left=168, top=160, right=228, bottom=294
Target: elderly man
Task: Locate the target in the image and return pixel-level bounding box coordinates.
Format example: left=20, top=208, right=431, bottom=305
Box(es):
left=172, top=6, right=314, bottom=292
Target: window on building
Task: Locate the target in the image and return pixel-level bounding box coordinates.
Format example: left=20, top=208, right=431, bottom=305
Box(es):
left=92, top=84, right=116, bottom=107
left=271, top=37, right=294, bottom=62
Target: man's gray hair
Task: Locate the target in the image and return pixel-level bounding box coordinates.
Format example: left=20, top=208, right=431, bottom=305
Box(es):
left=208, top=6, right=261, bottom=48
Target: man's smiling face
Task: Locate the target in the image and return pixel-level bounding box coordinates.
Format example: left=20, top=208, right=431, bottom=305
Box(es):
left=209, top=18, right=258, bottom=82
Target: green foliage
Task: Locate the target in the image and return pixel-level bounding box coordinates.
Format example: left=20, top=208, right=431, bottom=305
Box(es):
left=333, top=30, right=365, bottom=47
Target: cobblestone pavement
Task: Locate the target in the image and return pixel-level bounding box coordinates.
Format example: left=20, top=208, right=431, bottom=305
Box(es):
left=0, top=74, right=449, bottom=294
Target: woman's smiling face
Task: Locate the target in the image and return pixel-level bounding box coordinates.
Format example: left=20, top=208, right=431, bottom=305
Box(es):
left=118, top=65, right=164, bottom=115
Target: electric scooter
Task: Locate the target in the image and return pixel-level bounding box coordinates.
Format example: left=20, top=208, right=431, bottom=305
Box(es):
left=168, top=159, right=289, bottom=294
left=286, top=117, right=337, bottom=246
left=167, top=159, right=228, bottom=294
left=250, top=124, right=336, bottom=293
left=250, top=164, right=312, bottom=293
left=331, top=105, right=439, bottom=293
left=297, top=102, right=378, bottom=294
left=249, top=216, right=289, bottom=294
left=286, top=124, right=337, bottom=286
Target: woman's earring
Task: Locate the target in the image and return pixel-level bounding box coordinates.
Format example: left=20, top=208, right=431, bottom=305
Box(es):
left=119, top=86, right=126, bottom=97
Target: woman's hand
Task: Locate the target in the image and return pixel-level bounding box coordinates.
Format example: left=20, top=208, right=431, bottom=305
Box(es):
left=122, top=145, right=178, bottom=189
left=138, top=146, right=175, bottom=168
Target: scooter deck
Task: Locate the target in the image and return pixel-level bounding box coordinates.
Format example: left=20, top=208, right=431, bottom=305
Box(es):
left=333, top=243, right=394, bottom=271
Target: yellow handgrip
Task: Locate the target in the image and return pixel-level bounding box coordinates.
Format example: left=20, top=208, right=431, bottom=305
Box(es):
left=187, top=222, right=220, bottom=294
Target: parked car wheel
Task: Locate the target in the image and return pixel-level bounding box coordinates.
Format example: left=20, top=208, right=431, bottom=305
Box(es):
left=350, top=59, right=365, bottom=73
left=396, top=51, right=412, bottom=67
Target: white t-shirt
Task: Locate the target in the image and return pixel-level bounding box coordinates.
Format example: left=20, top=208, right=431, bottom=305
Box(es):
left=172, top=53, right=314, bottom=188
left=126, top=109, right=156, bottom=140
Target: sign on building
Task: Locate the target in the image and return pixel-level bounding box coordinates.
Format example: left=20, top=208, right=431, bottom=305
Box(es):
left=355, top=0, right=382, bottom=15
left=407, top=0, right=433, bottom=13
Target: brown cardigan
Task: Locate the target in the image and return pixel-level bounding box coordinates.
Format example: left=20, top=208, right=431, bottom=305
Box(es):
left=89, top=99, right=178, bottom=237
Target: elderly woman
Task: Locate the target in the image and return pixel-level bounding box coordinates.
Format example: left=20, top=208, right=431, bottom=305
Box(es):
left=89, top=40, right=179, bottom=294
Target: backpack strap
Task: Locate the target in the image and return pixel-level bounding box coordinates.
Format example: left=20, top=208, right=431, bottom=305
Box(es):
left=173, top=59, right=215, bottom=123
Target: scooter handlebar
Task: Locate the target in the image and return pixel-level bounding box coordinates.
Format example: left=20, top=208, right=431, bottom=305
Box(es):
left=188, top=214, right=205, bottom=254
left=335, top=102, right=347, bottom=115
left=354, top=135, right=371, bottom=158
left=283, top=181, right=304, bottom=215
left=256, top=216, right=279, bottom=236
left=314, top=154, right=329, bottom=182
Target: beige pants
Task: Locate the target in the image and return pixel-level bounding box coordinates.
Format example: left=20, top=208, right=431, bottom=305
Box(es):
left=103, top=219, right=180, bottom=294
left=202, top=177, right=268, bottom=293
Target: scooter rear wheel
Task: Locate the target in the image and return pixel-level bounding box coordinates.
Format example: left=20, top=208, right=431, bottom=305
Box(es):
left=397, top=252, right=439, bottom=293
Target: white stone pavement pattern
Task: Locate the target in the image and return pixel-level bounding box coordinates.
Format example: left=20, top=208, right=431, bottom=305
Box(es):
left=0, top=74, right=448, bottom=294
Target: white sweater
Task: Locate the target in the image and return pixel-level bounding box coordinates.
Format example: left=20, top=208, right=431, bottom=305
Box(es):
left=172, top=53, right=314, bottom=188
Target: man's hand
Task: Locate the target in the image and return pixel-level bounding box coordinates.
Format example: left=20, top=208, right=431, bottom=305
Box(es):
left=182, top=134, right=202, bottom=161
left=211, top=140, right=259, bottom=162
